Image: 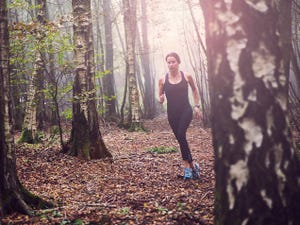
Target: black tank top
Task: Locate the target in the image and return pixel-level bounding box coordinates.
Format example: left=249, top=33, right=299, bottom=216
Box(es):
left=163, top=71, right=190, bottom=114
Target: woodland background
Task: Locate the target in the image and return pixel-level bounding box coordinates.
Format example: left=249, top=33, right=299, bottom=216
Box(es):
left=1, top=0, right=300, bottom=224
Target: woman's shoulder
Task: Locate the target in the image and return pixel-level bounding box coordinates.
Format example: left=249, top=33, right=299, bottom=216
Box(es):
left=181, top=71, right=192, bottom=81
left=158, top=75, right=166, bottom=85
left=159, top=74, right=167, bottom=85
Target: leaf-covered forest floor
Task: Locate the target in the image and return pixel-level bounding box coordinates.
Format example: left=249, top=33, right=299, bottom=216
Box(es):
left=2, top=115, right=300, bottom=225
left=2, top=114, right=215, bottom=225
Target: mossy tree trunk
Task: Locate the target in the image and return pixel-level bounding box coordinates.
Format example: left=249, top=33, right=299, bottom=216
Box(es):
left=201, top=1, right=300, bottom=224
left=123, top=0, right=144, bottom=131
left=0, top=0, right=53, bottom=216
left=68, top=0, right=112, bottom=159
left=19, top=81, right=38, bottom=143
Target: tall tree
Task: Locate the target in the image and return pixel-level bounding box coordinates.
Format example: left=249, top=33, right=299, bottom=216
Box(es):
left=103, top=0, right=117, bottom=120
left=122, top=0, right=143, bottom=131
left=19, top=0, right=47, bottom=143
left=67, top=0, right=112, bottom=159
left=185, top=0, right=211, bottom=127
left=0, top=0, right=52, bottom=216
left=140, top=0, right=155, bottom=119
left=201, top=0, right=300, bottom=224
left=35, top=0, right=47, bottom=129
left=92, top=0, right=105, bottom=112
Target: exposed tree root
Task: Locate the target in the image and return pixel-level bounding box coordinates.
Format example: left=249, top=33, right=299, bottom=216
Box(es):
left=3, top=181, right=55, bottom=216
left=19, top=180, right=55, bottom=211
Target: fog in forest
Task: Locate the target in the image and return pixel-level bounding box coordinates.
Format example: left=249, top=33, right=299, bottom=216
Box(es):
left=2, top=0, right=300, bottom=224
left=100, top=0, right=206, bottom=97
left=146, top=0, right=204, bottom=77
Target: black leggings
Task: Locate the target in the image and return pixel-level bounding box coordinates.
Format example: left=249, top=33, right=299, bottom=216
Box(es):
left=168, top=106, right=193, bottom=163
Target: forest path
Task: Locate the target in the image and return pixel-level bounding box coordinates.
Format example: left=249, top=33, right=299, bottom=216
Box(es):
left=3, top=115, right=215, bottom=225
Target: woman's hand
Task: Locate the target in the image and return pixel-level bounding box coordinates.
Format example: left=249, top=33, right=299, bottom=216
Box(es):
left=158, top=77, right=165, bottom=104
left=194, top=106, right=201, bottom=119
left=159, top=94, right=165, bottom=104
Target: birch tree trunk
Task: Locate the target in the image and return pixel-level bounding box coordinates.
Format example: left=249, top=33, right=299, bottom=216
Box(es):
left=19, top=0, right=47, bottom=143
left=201, top=0, right=300, bottom=224
left=35, top=0, right=47, bottom=130
left=68, top=0, right=112, bottom=159
left=0, top=0, right=52, bottom=216
left=123, top=0, right=143, bottom=131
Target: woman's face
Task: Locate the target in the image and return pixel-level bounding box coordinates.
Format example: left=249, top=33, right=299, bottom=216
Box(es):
left=166, top=56, right=179, bottom=72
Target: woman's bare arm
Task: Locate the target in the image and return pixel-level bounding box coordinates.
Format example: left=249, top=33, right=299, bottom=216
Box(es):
left=186, top=74, right=201, bottom=118
left=158, top=76, right=165, bottom=103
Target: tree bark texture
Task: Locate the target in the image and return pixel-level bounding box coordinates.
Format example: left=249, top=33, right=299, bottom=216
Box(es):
left=0, top=0, right=18, bottom=215
left=201, top=1, right=300, bottom=224
left=35, top=0, right=47, bottom=130
left=70, top=0, right=111, bottom=159
left=123, top=0, right=143, bottom=130
left=19, top=0, right=47, bottom=143
left=0, top=0, right=52, bottom=216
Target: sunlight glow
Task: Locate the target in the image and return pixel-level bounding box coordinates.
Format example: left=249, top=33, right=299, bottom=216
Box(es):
left=147, top=0, right=205, bottom=76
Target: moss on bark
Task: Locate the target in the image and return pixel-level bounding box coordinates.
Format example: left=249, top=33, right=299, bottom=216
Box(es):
left=1, top=179, right=55, bottom=216
left=19, top=180, right=54, bottom=210
left=18, top=128, right=34, bottom=144
left=18, top=128, right=43, bottom=144
left=128, top=122, right=146, bottom=132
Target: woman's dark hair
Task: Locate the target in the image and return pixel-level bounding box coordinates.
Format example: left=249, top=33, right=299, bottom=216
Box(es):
left=165, top=52, right=181, bottom=63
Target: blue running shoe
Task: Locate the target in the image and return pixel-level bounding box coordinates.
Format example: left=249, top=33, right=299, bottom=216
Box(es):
left=192, top=162, right=200, bottom=179
left=184, top=168, right=193, bottom=179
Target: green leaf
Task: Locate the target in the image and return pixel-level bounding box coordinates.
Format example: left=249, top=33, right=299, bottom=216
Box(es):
left=72, top=219, right=83, bottom=225
left=147, top=146, right=178, bottom=154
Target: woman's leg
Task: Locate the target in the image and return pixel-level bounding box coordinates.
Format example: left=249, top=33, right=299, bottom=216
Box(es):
left=176, top=107, right=193, bottom=163
left=168, top=107, right=193, bottom=163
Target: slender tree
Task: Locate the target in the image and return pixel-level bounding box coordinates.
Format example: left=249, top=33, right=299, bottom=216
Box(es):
left=201, top=0, right=300, bottom=224
left=67, top=0, right=112, bottom=159
left=185, top=0, right=211, bottom=127
left=122, top=0, right=143, bottom=131
left=35, top=0, right=47, bottom=129
left=0, top=0, right=52, bottom=216
left=93, top=0, right=105, bottom=112
left=103, top=0, right=117, bottom=120
left=140, top=0, right=155, bottom=119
